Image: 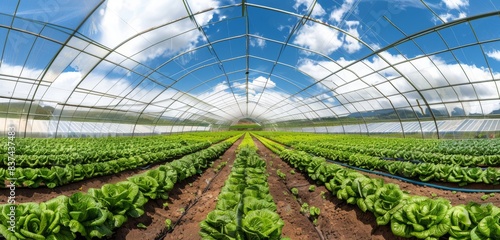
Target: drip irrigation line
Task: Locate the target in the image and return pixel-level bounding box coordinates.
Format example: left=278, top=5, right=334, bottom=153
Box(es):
left=155, top=158, right=230, bottom=240
left=287, top=183, right=315, bottom=189
left=263, top=154, right=326, bottom=240
left=324, top=159, right=500, bottom=193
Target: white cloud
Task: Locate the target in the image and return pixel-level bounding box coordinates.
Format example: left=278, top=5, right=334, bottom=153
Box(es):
left=233, top=76, right=276, bottom=95
left=96, top=0, right=220, bottom=63
left=293, top=22, right=343, bottom=55
left=297, top=52, right=500, bottom=115
left=442, top=0, right=469, bottom=10
left=250, top=34, right=266, bottom=48
left=330, top=0, right=356, bottom=23
left=486, top=50, right=500, bottom=61
left=293, top=0, right=326, bottom=17
left=343, top=21, right=362, bottom=53
left=438, top=11, right=466, bottom=22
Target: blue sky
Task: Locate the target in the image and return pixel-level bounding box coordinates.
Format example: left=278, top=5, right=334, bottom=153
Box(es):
left=1, top=0, right=500, bottom=125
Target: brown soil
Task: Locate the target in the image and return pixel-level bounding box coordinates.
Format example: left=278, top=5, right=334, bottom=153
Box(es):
left=257, top=142, right=320, bottom=239
left=360, top=170, right=500, bottom=206
left=0, top=164, right=155, bottom=204
left=3, top=135, right=500, bottom=240
left=113, top=137, right=242, bottom=240
left=252, top=137, right=500, bottom=240
left=253, top=137, right=408, bottom=240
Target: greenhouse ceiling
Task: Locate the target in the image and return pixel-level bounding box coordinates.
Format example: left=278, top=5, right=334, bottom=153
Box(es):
left=1, top=0, right=500, bottom=136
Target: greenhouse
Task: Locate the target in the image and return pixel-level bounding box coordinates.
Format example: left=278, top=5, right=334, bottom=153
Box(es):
left=1, top=0, right=500, bottom=239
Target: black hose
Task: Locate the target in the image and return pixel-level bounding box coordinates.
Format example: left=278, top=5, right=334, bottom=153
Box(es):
left=155, top=159, right=229, bottom=240
left=325, top=159, right=500, bottom=193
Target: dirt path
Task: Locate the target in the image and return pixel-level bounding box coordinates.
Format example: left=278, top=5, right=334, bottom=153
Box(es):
left=254, top=139, right=320, bottom=239
left=0, top=164, right=153, bottom=204
left=359, top=170, right=500, bottom=206
left=112, top=138, right=242, bottom=240
left=253, top=137, right=409, bottom=240
left=159, top=138, right=241, bottom=240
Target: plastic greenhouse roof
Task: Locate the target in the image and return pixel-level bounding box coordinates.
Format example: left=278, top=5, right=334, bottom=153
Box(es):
left=1, top=0, right=500, bottom=136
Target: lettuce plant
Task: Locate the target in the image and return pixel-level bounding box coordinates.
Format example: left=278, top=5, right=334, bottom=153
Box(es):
left=127, top=175, right=160, bottom=199
left=466, top=202, right=500, bottom=225
left=243, top=197, right=277, bottom=214
left=88, top=181, right=147, bottom=228
left=216, top=192, right=241, bottom=211
left=61, top=192, right=114, bottom=239
left=391, top=197, right=451, bottom=239
left=470, top=212, right=500, bottom=240
left=199, top=210, right=238, bottom=239
left=446, top=205, right=474, bottom=240
left=0, top=198, right=74, bottom=240
left=365, top=183, right=406, bottom=225
left=241, top=210, right=284, bottom=240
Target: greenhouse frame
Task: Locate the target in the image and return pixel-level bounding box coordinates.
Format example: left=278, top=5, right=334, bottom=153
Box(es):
left=0, top=0, right=499, bottom=138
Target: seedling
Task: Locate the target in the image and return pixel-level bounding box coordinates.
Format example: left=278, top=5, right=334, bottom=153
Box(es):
left=308, top=185, right=316, bottom=192
left=300, top=203, right=309, bottom=214
left=290, top=170, right=295, bottom=175
left=213, top=161, right=227, bottom=172
left=309, top=206, right=321, bottom=218
left=165, top=219, right=172, bottom=230
left=291, top=187, right=299, bottom=196
left=490, top=193, right=495, bottom=197
left=313, top=218, right=318, bottom=226
left=277, top=169, right=286, bottom=180
left=137, top=223, right=147, bottom=229
left=320, top=191, right=326, bottom=199
left=481, top=194, right=490, bottom=201
left=179, top=207, right=185, bottom=213
left=163, top=202, right=169, bottom=209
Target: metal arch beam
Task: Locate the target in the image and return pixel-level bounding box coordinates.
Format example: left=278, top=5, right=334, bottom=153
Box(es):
left=181, top=0, right=243, bottom=115
left=244, top=3, right=410, bottom=133
left=245, top=4, right=500, bottom=137
left=7, top=1, right=500, bottom=137
left=247, top=0, right=320, bottom=118
left=140, top=41, right=351, bottom=126
left=157, top=64, right=323, bottom=126
left=20, top=0, right=106, bottom=137
left=36, top=4, right=229, bottom=137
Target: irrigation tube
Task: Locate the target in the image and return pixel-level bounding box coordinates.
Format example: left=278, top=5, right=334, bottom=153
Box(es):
left=324, top=159, right=500, bottom=193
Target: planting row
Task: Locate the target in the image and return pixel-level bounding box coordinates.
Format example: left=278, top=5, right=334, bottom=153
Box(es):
left=200, top=135, right=285, bottom=239
left=0, top=134, right=241, bottom=240
left=295, top=143, right=500, bottom=186
left=1, top=132, right=238, bottom=167
left=258, top=132, right=500, bottom=167
left=314, top=141, right=499, bottom=167
left=255, top=132, right=500, bottom=186
left=0, top=141, right=211, bottom=189
left=253, top=133, right=500, bottom=240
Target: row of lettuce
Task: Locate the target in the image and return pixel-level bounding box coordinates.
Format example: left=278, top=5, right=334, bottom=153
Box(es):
left=200, top=134, right=286, bottom=240
left=258, top=133, right=500, bottom=167
left=0, top=133, right=240, bottom=188
left=0, top=142, right=210, bottom=189
left=252, top=133, right=500, bottom=240
left=0, top=134, right=241, bottom=240
left=0, top=132, right=236, bottom=167
left=256, top=132, right=500, bottom=186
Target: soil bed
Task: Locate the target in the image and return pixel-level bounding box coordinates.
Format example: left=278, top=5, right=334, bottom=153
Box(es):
left=0, top=164, right=153, bottom=204
left=254, top=136, right=500, bottom=239
left=113, top=137, right=242, bottom=240
left=255, top=140, right=319, bottom=239
left=158, top=138, right=241, bottom=240
left=253, top=137, right=407, bottom=240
